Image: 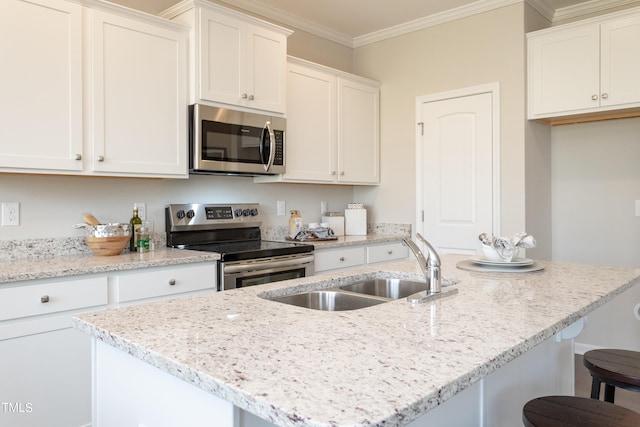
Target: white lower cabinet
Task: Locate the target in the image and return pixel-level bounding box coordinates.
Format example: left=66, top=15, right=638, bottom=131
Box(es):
left=0, top=276, right=108, bottom=427
left=366, top=242, right=409, bottom=264
left=314, top=241, right=408, bottom=273
left=114, top=263, right=216, bottom=305
left=0, top=261, right=216, bottom=427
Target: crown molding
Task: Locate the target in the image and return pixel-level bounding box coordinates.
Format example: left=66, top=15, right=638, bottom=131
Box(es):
left=524, top=0, right=555, bottom=21
left=209, top=0, right=640, bottom=49
left=354, top=0, right=521, bottom=47
left=553, top=0, right=640, bottom=21
left=216, top=0, right=354, bottom=47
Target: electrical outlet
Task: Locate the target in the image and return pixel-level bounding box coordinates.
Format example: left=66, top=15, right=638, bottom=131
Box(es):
left=277, top=200, right=286, bottom=216
left=2, top=202, right=19, bottom=226
left=136, top=202, right=146, bottom=220
left=320, top=201, right=328, bottom=215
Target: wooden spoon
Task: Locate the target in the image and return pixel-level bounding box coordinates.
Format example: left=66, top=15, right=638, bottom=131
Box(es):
left=82, top=213, right=102, bottom=226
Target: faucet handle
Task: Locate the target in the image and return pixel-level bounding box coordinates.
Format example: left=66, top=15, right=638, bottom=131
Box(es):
left=415, top=233, right=441, bottom=266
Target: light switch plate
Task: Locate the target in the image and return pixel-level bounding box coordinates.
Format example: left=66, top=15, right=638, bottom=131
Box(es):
left=277, top=200, right=286, bottom=216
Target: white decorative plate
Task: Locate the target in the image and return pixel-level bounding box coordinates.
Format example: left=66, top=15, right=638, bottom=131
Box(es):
left=470, top=257, right=534, bottom=267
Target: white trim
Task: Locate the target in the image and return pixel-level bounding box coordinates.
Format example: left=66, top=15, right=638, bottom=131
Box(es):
left=415, top=82, right=501, bottom=243
left=574, top=342, right=604, bottom=355
left=161, top=0, right=640, bottom=48
left=554, top=0, right=640, bottom=21
left=354, top=0, right=521, bottom=48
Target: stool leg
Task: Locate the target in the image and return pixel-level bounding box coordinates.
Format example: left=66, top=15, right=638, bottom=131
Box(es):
left=590, top=377, right=601, bottom=400
left=604, top=384, right=616, bottom=403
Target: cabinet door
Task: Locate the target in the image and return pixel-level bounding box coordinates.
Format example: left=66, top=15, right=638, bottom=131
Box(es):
left=115, top=263, right=216, bottom=304
left=0, top=328, right=91, bottom=427
left=245, top=24, right=287, bottom=113
left=90, top=10, right=188, bottom=177
left=0, top=0, right=83, bottom=173
left=198, top=9, right=287, bottom=114
left=528, top=25, right=600, bottom=117
left=314, top=247, right=365, bottom=273
left=337, top=78, right=380, bottom=184
left=600, top=15, right=640, bottom=108
left=199, top=8, right=245, bottom=107
left=283, top=62, right=337, bottom=181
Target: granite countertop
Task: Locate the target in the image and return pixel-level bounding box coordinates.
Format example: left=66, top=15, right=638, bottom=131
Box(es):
left=0, top=248, right=219, bottom=284
left=301, top=233, right=408, bottom=249
left=72, top=255, right=640, bottom=427
left=0, top=230, right=407, bottom=285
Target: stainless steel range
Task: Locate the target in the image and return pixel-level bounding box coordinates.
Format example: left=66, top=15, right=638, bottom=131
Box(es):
left=165, top=203, right=314, bottom=291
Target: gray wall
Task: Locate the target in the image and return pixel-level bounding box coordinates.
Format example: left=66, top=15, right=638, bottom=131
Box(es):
left=552, top=117, right=640, bottom=268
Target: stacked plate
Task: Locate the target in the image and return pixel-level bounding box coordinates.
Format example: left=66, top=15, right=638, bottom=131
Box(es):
left=457, top=256, right=543, bottom=273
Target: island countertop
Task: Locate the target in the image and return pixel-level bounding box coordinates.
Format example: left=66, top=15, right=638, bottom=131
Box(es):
left=72, top=255, right=640, bottom=426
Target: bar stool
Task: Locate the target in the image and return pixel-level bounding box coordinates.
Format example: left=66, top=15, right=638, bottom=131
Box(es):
left=523, top=395, right=640, bottom=426
left=583, top=349, right=640, bottom=403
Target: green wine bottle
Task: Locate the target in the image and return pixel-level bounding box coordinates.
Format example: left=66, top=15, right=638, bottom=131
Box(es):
left=129, top=206, right=142, bottom=252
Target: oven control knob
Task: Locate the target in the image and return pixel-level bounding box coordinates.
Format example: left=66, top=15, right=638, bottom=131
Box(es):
left=176, top=210, right=186, bottom=219
left=250, top=208, right=258, bottom=216
left=234, top=209, right=243, bottom=217
left=242, top=209, right=250, bottom=217
left=186, top=209, right=195, bottom=219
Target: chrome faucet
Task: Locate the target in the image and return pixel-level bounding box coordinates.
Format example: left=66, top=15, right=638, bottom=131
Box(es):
left=403, top=233, right=441, bottom=295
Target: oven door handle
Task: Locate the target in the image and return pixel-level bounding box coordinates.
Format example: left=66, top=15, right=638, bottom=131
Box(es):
left=223, top=255, right=314, bottom=274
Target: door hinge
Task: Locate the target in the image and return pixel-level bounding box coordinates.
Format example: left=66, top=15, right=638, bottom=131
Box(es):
left=421, top=210, right=424, bottom=222
left=418, top=122, right=424, bottom=136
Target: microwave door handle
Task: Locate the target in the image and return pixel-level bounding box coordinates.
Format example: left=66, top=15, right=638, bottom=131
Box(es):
left=262, top=121, right=275, bottom=172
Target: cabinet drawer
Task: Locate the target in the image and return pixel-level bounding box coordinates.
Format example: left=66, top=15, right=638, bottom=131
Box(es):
left=314, top=247, right=365, bottom=273
left=0, top=277, right=108, bottom=321
left=115, top=263, right=216, bottom=303
left=367, top=242, right=408, bottom=264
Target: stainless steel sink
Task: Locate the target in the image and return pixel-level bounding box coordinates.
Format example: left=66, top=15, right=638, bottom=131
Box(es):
left=269, top=290, right=386, bottom=311
left=339, top=278, right=427, bottom=299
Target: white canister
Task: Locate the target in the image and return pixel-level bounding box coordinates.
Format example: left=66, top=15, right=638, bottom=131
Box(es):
left=345, top=208, right=367, bottom=236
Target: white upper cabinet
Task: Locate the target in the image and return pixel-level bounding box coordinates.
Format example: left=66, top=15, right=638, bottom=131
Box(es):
left=164, top=0, right=291, bottom=115
left=0, top=0, right=83, bottom=173
left=256, top=57, right=380, bottom=185
left=89, top=10, right=188, bottom=177
left=0, top=0, right=189, bottom=178
left=528, top=8, right=640, bottom=124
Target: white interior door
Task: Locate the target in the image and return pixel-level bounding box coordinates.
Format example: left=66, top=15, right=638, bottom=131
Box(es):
left=416, top=85, right=499, bottom=254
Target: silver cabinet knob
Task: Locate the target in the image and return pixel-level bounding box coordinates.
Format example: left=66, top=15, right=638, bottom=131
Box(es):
left=97, top=155, right=104, bottom=162
left=241, top=93, right=248, bottom=99
left=331, top=171, right=336, bottom=175
left=168, top=279, right=176, bottom=286
left=339, top=257, right=345, bottom=262
left=74, top=154, right=82, bottom=160
left=41, top=295, right=49, bottom=303
left=591, top=94, right=598, bottom=101
left=387, top=250, right=393, bottom=255
left=602, top=93, right=608, bottom=99
left=248, top=94, right=254, bottom=100
left=340, top=171, right=345, bottom=176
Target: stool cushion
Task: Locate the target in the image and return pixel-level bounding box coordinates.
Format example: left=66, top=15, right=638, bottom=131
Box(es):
left=583, top=349, right=640, bottom=391
left=523, top=395, right=640, bottom=427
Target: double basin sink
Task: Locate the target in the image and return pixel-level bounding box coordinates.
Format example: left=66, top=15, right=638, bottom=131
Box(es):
left=265, top=278, right=429, bottom=311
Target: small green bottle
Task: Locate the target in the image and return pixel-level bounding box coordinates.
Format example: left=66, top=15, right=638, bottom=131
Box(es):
left=129, top=206, right=142, bottom=252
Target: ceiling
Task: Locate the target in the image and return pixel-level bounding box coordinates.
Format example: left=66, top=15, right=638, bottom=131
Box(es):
left=119, top=0, right=639, bottom=47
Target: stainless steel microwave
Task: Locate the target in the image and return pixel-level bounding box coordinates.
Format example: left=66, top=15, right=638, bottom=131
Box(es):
left=189, top=104, right=285, bottom=176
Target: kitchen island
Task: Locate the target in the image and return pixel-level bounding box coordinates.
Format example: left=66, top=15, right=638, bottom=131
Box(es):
left=72, top=255, right=640, bottom=426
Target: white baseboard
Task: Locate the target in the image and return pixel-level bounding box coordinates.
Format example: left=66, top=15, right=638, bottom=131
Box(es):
left=574, top=342, right=603, bottom=355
